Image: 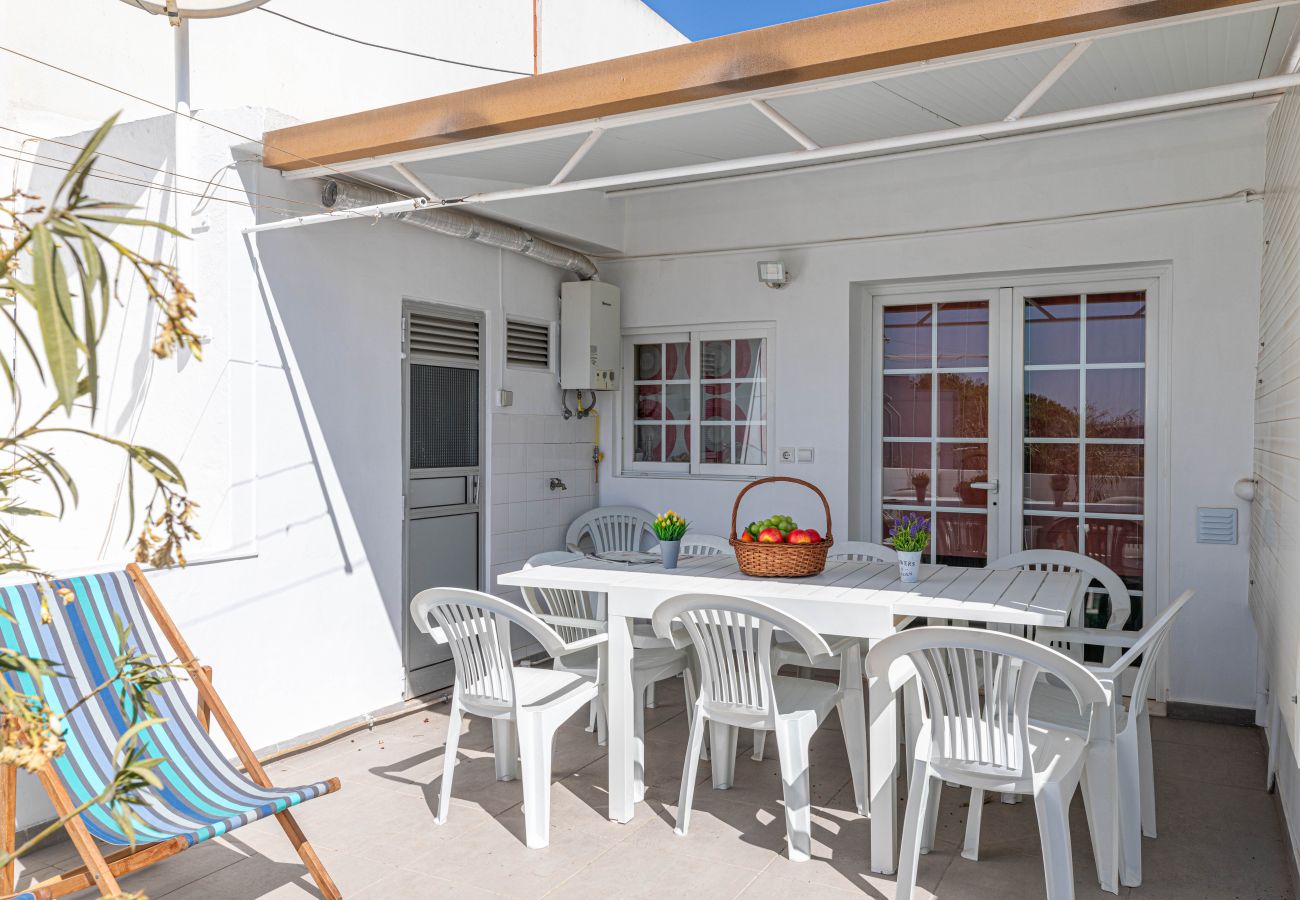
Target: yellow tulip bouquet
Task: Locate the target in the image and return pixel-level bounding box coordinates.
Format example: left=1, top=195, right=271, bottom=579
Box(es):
left=652, top=510, right=689, bottom=541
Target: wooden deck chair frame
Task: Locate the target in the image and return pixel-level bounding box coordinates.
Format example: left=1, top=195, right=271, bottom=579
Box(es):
left=0, top=564, right=341, bottom=900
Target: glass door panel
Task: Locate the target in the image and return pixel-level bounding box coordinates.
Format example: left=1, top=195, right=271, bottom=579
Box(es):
left=878, top=298, right=993, bottom=566
left=1018, top=288, right=1148, bottom=629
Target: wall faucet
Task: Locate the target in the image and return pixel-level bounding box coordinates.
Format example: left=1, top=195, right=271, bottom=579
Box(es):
left=549, top=477, right=568, bottom=491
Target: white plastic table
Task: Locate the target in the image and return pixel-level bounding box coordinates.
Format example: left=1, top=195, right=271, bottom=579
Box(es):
left=498, top=554, right=1081, bottom=874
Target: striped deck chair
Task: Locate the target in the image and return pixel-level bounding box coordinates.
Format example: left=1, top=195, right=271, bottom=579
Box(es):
left=0, top=565, right=341, bottom=899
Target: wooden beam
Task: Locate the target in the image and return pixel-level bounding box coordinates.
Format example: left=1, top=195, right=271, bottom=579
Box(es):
left=263, top=0, right=1260, bottom=171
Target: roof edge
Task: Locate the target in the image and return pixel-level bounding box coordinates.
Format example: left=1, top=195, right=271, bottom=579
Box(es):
left=262, top=0, right=1261, bottom=172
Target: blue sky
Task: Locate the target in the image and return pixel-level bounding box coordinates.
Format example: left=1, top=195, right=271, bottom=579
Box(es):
left=644, top=1, right=888, bottom=41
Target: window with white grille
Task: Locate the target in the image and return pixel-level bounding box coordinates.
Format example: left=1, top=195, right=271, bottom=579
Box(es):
left=622, top=326, right=773, bottom=477
left=505, top=318, right=552, bottom=370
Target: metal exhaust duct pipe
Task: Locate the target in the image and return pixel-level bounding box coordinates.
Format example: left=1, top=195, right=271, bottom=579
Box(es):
left=321, top=180, right=598, bottom=280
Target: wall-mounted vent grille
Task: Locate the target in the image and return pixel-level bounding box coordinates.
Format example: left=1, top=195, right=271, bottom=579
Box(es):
left=506, top=318, right=551, bottom=369
left=407, top=312, right=480, bottom=361
left=1197, top=507, right=1238, bottom=545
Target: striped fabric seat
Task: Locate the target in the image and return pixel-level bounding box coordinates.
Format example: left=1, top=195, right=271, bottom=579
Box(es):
left=0, top=570, right=334, bottom=848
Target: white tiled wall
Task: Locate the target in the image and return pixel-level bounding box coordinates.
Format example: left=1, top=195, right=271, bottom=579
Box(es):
left=488, top=411, right=598, bottom=600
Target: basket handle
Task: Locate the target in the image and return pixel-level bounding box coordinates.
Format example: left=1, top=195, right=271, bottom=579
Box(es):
left=729, top=476, right=833, bottom=542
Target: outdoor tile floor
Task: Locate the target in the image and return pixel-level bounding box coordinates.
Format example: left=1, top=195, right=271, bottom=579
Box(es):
left=14, top=678, right=1295, bottom=899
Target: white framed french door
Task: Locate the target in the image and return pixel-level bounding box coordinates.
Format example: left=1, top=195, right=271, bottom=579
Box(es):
left=867, top=271, right=1160, bottom=632
left=870, top=288, right=1004, bottom=568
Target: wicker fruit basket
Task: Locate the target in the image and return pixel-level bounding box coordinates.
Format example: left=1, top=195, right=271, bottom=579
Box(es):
left=729, top=476, right=834, bottom=577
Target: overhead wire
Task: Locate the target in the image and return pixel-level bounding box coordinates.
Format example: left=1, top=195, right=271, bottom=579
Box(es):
left=257, top=7, right=533, bottom=77
left=0, top=146, right=315, bottom=218
left=0, top=42, right=411, bottom=201
left=0, top=123, right=327, bottom=213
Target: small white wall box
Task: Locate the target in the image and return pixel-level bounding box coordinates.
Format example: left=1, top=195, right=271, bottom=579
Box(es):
left=560, top=281, right=621, bottom=390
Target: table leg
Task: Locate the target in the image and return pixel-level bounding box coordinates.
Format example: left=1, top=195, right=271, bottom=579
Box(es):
left=840, top=643, right=869, bottom=816
left=607, top=607, right=638, bottom=823
left=869, top=673, right=898, bottom=875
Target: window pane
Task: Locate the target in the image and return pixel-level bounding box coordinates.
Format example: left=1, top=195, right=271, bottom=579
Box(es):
left=633, top=424, right=663, bottom=462
left=936, top=302, right=989, bottom=369
left=1024, top=515, right=1079, bottom=553
left=883, top=374, right=931, bottom=438
left=1086, top=368, right=1144, bottom=438
left=882, top=442, right=931, bottom=504
left=1086, top=292, right=1145, bottom=364
left=734, top=381, right=765, bottom=421
left=1025, top=295, right=1081, bottom=365
left=664, top=384, right=691, bottom=421
left=1024, top=370, right=1079, bottom=438
left=1085, top=518, right=1143, bottom=581
left=734, top=338, right=765, bottom=379
left=1024, top=443, right=1079, bottom=514
left=636, top=385, right=663, bottom=420
left=884, top=304, right=931, bottom=370
left=665, top=342, right=690, bottom=380
left=734, top=424, right=765, bottom=465
left=701, top=425, right=731, bottom=464
left=934, top=512, right=987, bottom=567
left=1086, top=444, right=1143, bottom=514
left=665, top=424, right=690, bottom=463
left=701, top=340, right=731, bottom=379
left=938, top=373, right=988, bottom=438
left=938, top=443, right=989, bottom=509
left=634, top=343, right=663, bottom=381
left=702, top=383, right=732, bottom=422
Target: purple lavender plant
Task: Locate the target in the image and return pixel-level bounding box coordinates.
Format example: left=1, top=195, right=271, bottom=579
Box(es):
left=886, top=512, right=931, bottom=552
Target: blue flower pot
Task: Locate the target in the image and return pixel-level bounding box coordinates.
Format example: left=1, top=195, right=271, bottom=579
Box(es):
left=660, top=540, right=681, bottom=569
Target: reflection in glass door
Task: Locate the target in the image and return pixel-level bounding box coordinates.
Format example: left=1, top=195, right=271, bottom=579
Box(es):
left=1018, top=287, right=1148, bottom=628
left=877, top=295, right=996, bottom=566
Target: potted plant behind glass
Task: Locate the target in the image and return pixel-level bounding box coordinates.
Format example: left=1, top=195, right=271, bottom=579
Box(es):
left=887, top=512, right=931, bottom=583
left=909, top=469, right=930, bottom=504
left=653, top=510, right=689, bottom=569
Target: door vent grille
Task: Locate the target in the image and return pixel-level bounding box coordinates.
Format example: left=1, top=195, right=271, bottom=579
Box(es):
left=506, top=318, right=551, bottom=369
left=408, top=311, right=480, bottom=361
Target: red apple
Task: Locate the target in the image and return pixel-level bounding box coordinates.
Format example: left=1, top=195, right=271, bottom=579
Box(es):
left=787, top=529, right=813, bottom=544
left=804, top=529, right=823, bottom=543
left=757, top=527, right=784, bottom=543
left=740, top=531, right=755, bottom=542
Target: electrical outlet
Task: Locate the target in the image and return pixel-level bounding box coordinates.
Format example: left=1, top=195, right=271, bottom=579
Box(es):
left=779, top=447, right=796, bottom=463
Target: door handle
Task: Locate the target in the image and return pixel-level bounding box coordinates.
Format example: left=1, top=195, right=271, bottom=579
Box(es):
left=470, top=474, right=481, bottom=505
left=970, top=480, right=999, bottom=493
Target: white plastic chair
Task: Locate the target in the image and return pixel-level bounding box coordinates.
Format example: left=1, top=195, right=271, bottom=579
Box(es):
left=565, top=506, right=656, bottom=554
left=751, top=541, right=898, bottom=763
left=866, top=626, right=1117, bottom=899
left=647, top=533, right=733, bottom=557
left=520, top=551, right=696, bottom=750
left=652, top=594, right=868, bottom=861
left=410, top=587, right=604, bottom=849
left=990, top=550, right=1132, bottom=660
left=968, top=588, right=1195, bottom=887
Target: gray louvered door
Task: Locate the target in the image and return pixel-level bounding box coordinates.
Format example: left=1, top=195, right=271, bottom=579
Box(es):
left=402, top=303, right=484, bottom=698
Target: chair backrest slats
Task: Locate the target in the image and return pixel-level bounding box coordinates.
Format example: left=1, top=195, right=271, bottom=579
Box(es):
left=826, top=541, right=898, bottom=563
left=654, top=594, right=831, bottom=724
left=868, top=627, right=1103, bottom=778
left=566, top=507, right=656, bottom=554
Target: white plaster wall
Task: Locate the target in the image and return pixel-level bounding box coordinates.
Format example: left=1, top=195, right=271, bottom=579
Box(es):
left=597, top=102, right=1270, bottom=712
left=0, top=0, right=682, bottom=138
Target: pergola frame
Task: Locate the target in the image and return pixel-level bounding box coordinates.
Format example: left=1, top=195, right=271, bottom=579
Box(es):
left=255, top=0, right=1300, bottom=229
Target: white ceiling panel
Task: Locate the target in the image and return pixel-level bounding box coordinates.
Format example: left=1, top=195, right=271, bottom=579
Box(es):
left=766, top=80, right=959, bottom=148
left=404, top=132, right=590, bottom=186
left=569, top=104, right=802, bottom=180
left=1032, top=7, right=1282, bottom=114
left=882, top=45, right=1073, bottom=126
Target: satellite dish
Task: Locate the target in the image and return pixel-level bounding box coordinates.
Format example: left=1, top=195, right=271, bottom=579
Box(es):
left=119, top=0, right=271, bottom=19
